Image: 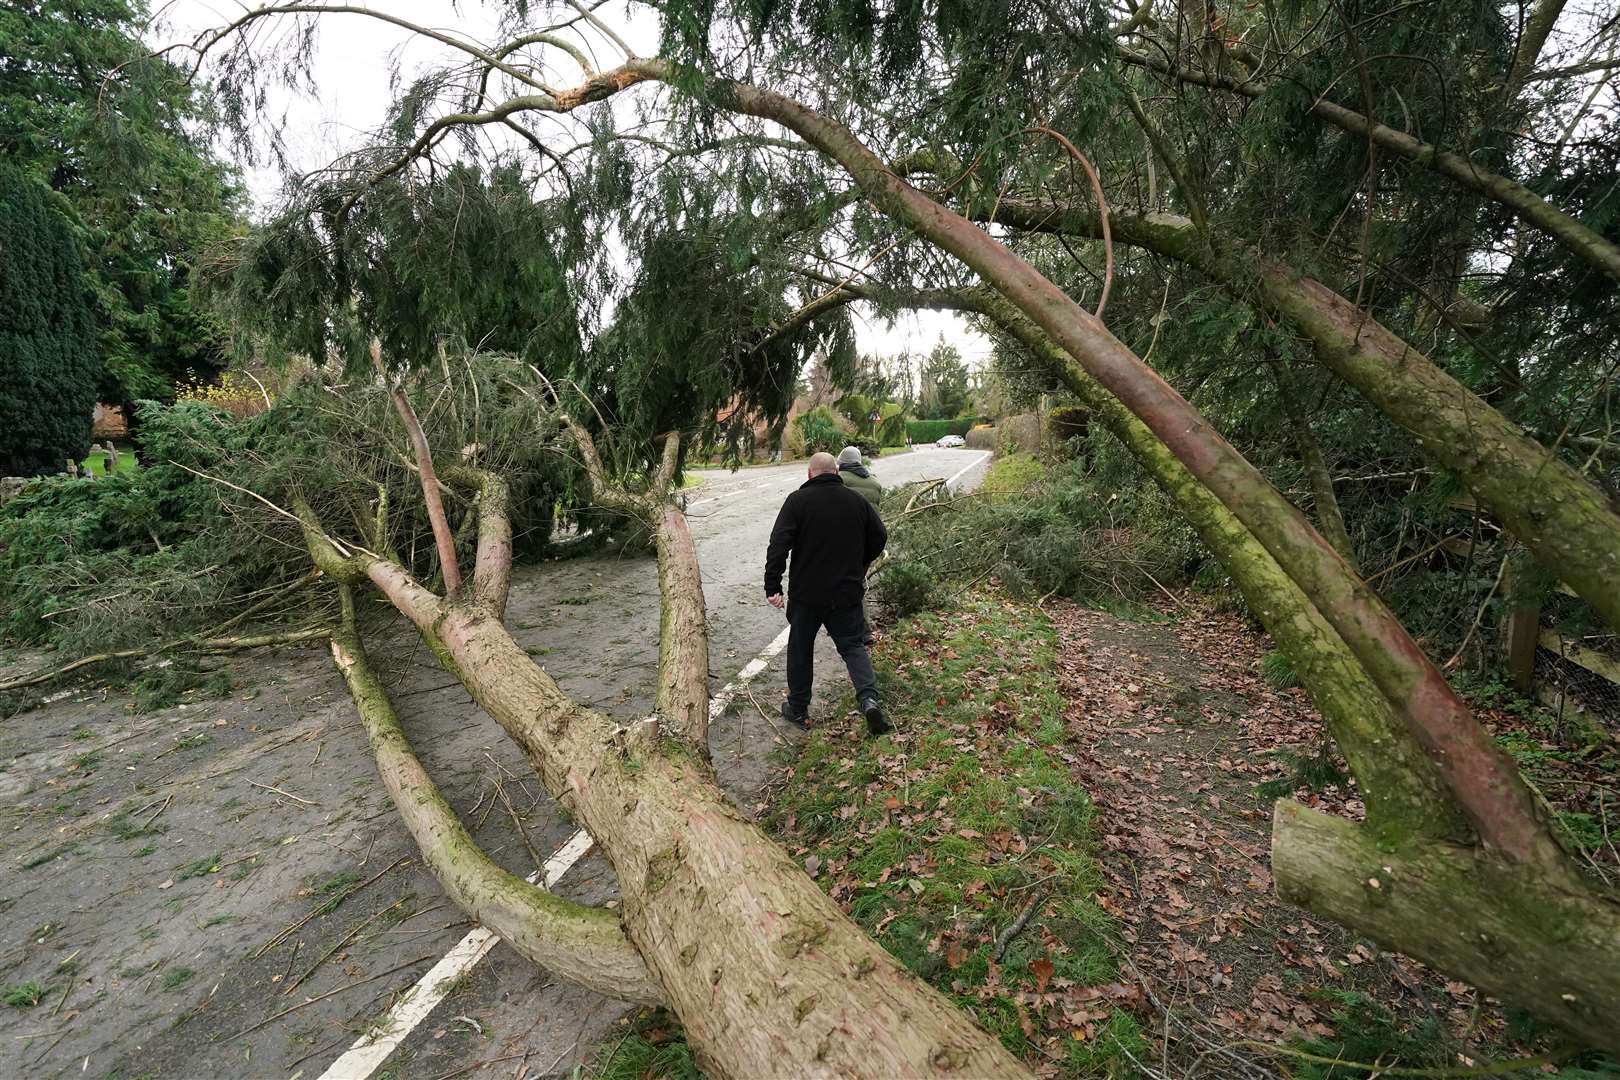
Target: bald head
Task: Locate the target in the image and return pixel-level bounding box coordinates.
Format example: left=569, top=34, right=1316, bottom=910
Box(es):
left=807, top=452, right=839, bottom=477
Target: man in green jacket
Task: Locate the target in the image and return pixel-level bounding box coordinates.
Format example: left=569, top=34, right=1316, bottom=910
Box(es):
left=836, top=446, right=881, bottom=504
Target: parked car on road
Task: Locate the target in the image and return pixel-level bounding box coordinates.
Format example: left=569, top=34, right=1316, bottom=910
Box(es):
left=936, top=434, right=966, bottom=448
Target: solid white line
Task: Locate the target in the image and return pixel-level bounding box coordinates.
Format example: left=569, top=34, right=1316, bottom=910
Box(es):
left=318, top=627, right=794, bottom=1080
left=318, top=832, right=595, bottom=1080
left=945, top=451, right=993, bottom=490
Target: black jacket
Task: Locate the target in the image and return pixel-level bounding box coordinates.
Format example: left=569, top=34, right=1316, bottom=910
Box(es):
left=764, top=473, right=887, bottom=609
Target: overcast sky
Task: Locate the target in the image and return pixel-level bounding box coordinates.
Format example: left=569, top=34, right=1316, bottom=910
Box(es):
left=149, top=1, right=991, bottom=366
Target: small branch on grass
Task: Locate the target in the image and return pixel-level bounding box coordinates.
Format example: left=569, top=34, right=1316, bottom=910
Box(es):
left=1233, top=1040, right=1553, bottom=1076
left=992, top=886, right=1051, bottom=960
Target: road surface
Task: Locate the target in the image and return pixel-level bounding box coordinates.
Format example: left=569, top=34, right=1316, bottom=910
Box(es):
left=0, top=447, right=988, bottom=1080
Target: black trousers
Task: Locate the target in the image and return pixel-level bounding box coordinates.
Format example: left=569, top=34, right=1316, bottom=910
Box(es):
left=785, top=599, right=877, bottom=714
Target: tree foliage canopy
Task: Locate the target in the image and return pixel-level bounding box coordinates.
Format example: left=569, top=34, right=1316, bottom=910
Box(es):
left=0, top=0, right=242, bottom=405
left=0, top=166, right=99, bottom=476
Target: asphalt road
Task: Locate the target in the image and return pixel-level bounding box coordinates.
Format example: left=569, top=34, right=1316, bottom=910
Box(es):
left=0, top=446, right=989, bottom=1080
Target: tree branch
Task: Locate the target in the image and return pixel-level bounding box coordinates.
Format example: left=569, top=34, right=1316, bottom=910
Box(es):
left=327, top=586, right=663, bottom=1005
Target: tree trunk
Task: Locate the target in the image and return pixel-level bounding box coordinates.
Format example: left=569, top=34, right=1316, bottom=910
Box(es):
left=654, top=506, right=710, bottom=747
left=971, top=198, right=1620, bottom=636
left=1280, top=382, right=1359, bottom=572
left=961, top=290, right=1468, bottom=846
left=1273, top=800, right=1620, bottom=1052
left=301, top=501, right=1031, bottom=1080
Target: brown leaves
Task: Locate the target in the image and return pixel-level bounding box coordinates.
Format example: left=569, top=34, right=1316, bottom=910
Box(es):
left=1031, top=956, right=1054, bottom=994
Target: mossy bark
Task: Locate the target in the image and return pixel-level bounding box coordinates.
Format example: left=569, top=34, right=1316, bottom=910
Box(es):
left=654, top=506, right=710, bottom=747
left=328, top=614, right=664, bottom=1005
left=1273, top=800, right=1620, bottom=1052
left=970, top=293, right=1467, bottom=845
left=972, top=198, right=1620, bottom=636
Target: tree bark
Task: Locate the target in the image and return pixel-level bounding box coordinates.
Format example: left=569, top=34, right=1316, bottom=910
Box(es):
left=301, top=531, right=1031, bottom=1079
left=957, top=289, right=1468, bottom=845
left=391, top=385, right=464, bottom=599
left=558, top=423, right=712, bottom=753
left=327, top=594, right=664, bottom=1005
left=1273, top=800, right=1620, bottom=1052
left=1279, top=381, right=1359, bottom=572
left=968, top=198, right=1620, bottom=636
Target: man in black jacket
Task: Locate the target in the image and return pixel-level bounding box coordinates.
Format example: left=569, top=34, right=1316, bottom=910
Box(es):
left=764, top=452, right=891, bottom=735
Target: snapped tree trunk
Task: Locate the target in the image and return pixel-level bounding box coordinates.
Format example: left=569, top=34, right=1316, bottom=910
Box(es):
left=1273, top=800, right=1620, bottom=1052
left=1278, top=380, right=1359, bottom=572
left=300, top=460, right=1030, bottom=1079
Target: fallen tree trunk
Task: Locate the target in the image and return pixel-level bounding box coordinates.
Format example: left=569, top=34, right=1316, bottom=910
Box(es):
left=950, top=287, right=1470, bottom=846
left=963, top=197, right=1620, bottom=635
left=1273, top=800, right=1620, bottom=1052
left=299, top=468, right=1030, bottom=1079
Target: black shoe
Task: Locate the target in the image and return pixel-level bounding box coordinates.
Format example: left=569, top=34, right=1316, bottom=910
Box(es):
left=861, top=697, right=891, bottom=736
left=781, top=702, right=811, bottom=730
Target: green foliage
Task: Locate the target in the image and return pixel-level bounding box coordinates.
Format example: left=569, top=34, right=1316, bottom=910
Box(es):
left=1261, top=650, right=1301, bottom=689
left=0, top=0, right=240, bottom=406
left=2, top=982, right=46, bottom=1009
left=904, top=418, right=976, bottom=443
left=881, top=435, right=1200, bottom=612
left=0, top=358, right=582, bottom=665
left=873, top=559, right=942, bottom=618
left=792, top=405, right=850, bottom=455
left=0, top=166, right=99, bottom=475
left=585, top=1012, right=704, bottom=1080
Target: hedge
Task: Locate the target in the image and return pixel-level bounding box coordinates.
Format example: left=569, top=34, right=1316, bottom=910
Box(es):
left=905, top=418, right=977, bottom=443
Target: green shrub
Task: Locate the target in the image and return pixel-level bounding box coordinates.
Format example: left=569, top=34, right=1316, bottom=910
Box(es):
left=0, top=167, right=100, bottom=476
left=0, top=358, right=583, bottom=661
left=883, top=433, right=1200, bottom=609
left=793, top=405, right=851, bottom=455
left=874, top=558, right=943, bottom=616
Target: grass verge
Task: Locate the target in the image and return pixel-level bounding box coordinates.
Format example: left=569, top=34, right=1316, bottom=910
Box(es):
left=583, top=592, right=1141, bottom=1077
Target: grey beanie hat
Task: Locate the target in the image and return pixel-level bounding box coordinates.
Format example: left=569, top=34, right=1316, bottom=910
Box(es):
left=836, top=445, right=863, bottom=466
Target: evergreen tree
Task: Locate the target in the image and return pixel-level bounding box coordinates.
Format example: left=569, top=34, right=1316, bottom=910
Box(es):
left=0, top=167, right=99, bottom=476
left=918, top=338, right=970, bottom=418
left=0, top=0, right=241, bottom=409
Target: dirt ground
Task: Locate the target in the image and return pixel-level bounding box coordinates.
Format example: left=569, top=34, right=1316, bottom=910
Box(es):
left=0, top=448, right=988, bottom=1080
left=1048, top=599, right=1614, bottom=1077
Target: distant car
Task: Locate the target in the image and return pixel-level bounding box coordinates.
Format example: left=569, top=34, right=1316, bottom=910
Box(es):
left=936, top=434, right=966, bottom=448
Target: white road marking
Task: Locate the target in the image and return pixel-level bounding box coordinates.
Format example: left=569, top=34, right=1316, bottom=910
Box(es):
left=318, top=626, right=793, bottom=1080
left=686, top=486, right=751, bottom=507
left=317, top=832, right=593, bottom=1080
left=945, top=451, right=993, bottom=490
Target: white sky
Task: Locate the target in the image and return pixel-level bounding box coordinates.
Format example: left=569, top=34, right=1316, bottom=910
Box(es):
left=148, top=1, right=991, bottom=367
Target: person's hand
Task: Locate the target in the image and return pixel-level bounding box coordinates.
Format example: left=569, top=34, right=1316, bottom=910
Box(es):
left=767, top=593, right=785, bottom=609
